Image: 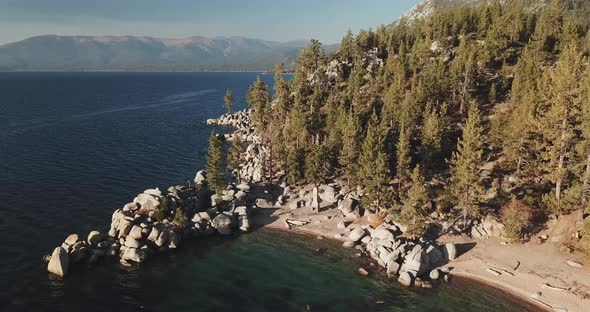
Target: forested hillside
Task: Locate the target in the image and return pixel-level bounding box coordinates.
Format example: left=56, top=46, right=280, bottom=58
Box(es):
left=240, top=0, right=590, bottom=250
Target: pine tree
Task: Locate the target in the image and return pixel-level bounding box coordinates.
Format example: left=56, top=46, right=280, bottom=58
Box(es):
left=502, top=47, right=542, bottom=174
left=286, top=147, right=304, bottom=185
left=358, top=111, right=390, bottom=210
left=339, top=111, right=360, bottom=186
left=541, top=43, right=582, bottom=211
left=227, top=137, right=245, bottom=182
left=420, top=102, right=446, bottom=171
left=396, top=125, right=412, bottom=182
left=449, top=101, right=484, bottom=225
left=340, top=30, right=355, bottom=62
left=224, top=88, right=233, bottom=113
left=246, top=76, right=270, bottom=130
left=579, top=65, right=590, bottom=209
left=206, top=131, right=226, bottom=194
left=399, top=165, right=429, bottom=235
left=304, top=144, right=326, bottom=186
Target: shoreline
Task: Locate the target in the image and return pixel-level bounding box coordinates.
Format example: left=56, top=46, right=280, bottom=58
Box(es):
left=261, top=222, right=552, bottom=312
left=251, top=204, right=588, bottom=312
left=44, top=108, right=589, bottom=312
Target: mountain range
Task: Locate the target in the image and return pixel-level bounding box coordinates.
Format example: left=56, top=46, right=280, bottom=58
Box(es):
left=1, top=0, right=588, bottom=71
left=0, top=35, right=337, bottom=71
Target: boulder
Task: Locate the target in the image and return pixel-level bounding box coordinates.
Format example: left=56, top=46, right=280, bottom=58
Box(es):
left=87, top=231, right=106, bottom=246
left=426, top=245, right=444, bottom=265
left=444, top=243, right=457, bottom=261
left=236, top=183, right=251, bottom=192
left=64, top=234, right=80, bottom=246
left=238, top=215, right=251, bottom=232
left=255, top=198, right=274, bottom=208
left=401, top=245, right=430, bottom=276
left=47, top=247, right=69, bottom=277
left=124, top=236, right=140, bottom=248
left=319, top=185, right=337, bottom=203
left=342, top=241, right=355, bottom=248
left=121, top=247, right=147, bottom=263
left=116, top=219, right=133, bottom=238
left=398, top=271, right=413, bottom=287
left=234, top=206, right=248, bottom=216
left=386, top=260, right=401, bottom=275
left=123, top=202, right=139, bottom=212
left=337, top=221, right=346, bottom=230
left=212, top=214, right=233, bottom=235
left=134, top=193, right=160, bottom=211
left=371, top=227, right=395, bottom=242
left=155, top=231, right=168, bottom=247
left=429, top=269, right=441, bottom=280
left=194, top=170, right=207, bottom=185
left=129, top=225, right=143, bottom=240
left=144, top=188, right=162, bottom=197
left=338, top=198, right=358, bottom=217
left=147, top=226, right=160, bottom=243
left=349, top=228, right=366, bottom=242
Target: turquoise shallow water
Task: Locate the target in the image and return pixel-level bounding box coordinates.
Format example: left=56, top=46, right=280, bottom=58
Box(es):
left=0, top=72, right=541, bottom=311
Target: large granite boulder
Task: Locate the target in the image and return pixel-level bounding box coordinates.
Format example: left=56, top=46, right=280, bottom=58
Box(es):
left=349, top=228, right=366, bottom=242
left=143, top=188, right=162, bottom=197
left=212, top=214, right=233, bottom=235
left=64, top=234, right=80, bottom=246
left=121, top=247, right=147, bottom=263
left=338, top=198, right=358, bottom=218
left=128, top=225, right=143, bottom=240
left=400, top=245, right=430, bottom=277
left=87, top=231, right=107, bottom=247
left=134, top=193, right=160, bottom=211
left=371, top=227, right=395, bottom=242
left=319, top=185, right=337, bottom=203
left=398, top=271, right=413, bottom=287
left=47, top=247, right=69, bottom=277
left=194, top=170, right=207, bottom=185
left=444, top=243, right=457, bottom=261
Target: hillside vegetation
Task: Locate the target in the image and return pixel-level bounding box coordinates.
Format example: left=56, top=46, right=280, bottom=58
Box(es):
left=237, top=0, right=590, bottom=248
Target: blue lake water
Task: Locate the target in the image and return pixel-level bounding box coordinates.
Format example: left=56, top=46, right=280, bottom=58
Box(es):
left=0, top=72, right=541, bottom=311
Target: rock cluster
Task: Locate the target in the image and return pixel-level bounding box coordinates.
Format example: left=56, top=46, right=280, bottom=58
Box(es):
left=206, top=109, right=260, bottom=143
left=46, top=175, right=254, bottom=277
left=338, top=221, right=455, bottom=288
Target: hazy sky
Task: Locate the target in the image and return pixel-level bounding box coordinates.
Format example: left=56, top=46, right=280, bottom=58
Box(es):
left=0, top=0, right=420, bottom=45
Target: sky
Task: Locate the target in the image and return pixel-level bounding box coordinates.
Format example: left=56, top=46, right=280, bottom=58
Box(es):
left=0, top=0, right=420, bottom=45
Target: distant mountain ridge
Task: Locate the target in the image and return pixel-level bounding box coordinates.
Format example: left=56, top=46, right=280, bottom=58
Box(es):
left=0, top=35, right=337, bottom=71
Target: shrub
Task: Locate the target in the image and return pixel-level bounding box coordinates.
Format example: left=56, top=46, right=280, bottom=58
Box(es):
left=501, top=197, right=533, bottom=242
left=173, top=207, right=188, bottom=227
left=153, top=196, right=169, bottom=222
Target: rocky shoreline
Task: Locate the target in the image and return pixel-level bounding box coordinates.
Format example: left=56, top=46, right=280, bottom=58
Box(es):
left=43, top=108, right=586, bottom=312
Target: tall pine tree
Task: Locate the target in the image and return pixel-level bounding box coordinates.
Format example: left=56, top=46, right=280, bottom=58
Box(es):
left=449, top=101, right=484, bottom=225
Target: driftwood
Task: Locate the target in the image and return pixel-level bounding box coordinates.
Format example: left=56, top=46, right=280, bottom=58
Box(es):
left=541, top=283, right=570, bottom=292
